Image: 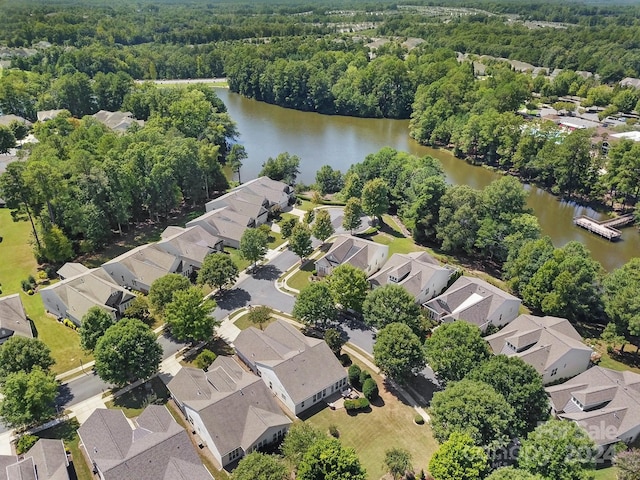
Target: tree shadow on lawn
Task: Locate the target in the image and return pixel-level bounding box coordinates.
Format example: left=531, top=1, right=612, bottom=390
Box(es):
left=214, top=288, right=251, bottom=311
left=252, top=264, right=282, bottom=281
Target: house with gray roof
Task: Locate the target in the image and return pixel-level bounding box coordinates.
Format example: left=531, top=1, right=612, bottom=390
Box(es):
left=0, top=438, right=69, bottom=480
left=546, top=367, right=640, bottom=448
left=423, top=276, right=521, bottom=332
left=315, top=234, right=388, bottom=278
left=101, top=243, right=186, bottom=294
left=0, top=115, right=32, bottom=128
left=369, top=252, right=454, bottom=304
left=167, top=356, right=292, bottom=468
left=156, top=225, right=224, bottom=271
left=78, top=405, right=212, bottom=480
left=205, top=191, right=270, bottom=227
left=205, top=176, right=293, bottom=215
left=40, top=268, right=135, bottom=325
left=92, top=110, right=144, bottom=132
left=36, top=110, right=64, bottom=122
left=0, top=294, right=33, bottom=344
left=186, top=207, right=254, bottom=249
left=56, top=262, right=90, bottom=280
left=234, top=320, right=348, bottom=416
left=485, top=314, right=593, bottom=384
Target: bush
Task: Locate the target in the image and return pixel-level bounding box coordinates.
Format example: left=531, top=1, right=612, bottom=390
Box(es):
left=359, top=369, right=371, bottom=387
left=194, top=349, right=217, bottom=371
left=36, top=270, right=49, bottom=281
left=27, top=289, right=34, bottom=295
left=414, top=414, right=425, bottom=425
left=27, top=275, right=36, bottom=286
left=344, top=397, right=370, bottom=412
left=362, top=378, right=379, bottom=400
left=348, top=364, right=361, bottom=387
left=329, top=425, right=340, bottom=438
left=16, top=434, right=38, bottom=454
left=63, top=318, right=77, bottom=330
left=21, top=279, right=31, bottom=292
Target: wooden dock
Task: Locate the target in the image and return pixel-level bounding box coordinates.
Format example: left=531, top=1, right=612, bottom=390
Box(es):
left=573, top=214, right=635, bottom=241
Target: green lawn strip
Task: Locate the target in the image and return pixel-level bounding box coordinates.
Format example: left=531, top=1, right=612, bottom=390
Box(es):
left=0, top=210, right=92, bottom=374
left=233, top=309, right=278, bottom=331
left=224, top=246, right=251, bottom=271
left=295, top=200, right=317, bottom=212
left=306, top=355, right=437, bottom=478
left=267, top=230, right=285, bottom=249
left=587, top=340, right=640, bottom=375
left=278, top=212, right=300, bottom=224
left=286, top=261, right=315, bottom=291
left=592, top=466, right=618, bottom=480
left=105, top=377, right=170, bottom=418
left=30, top=418, right=93, bottom=480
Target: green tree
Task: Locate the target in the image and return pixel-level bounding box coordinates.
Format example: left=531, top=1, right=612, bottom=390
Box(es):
left=485, top=467, right=542, bottom=480
left=327, top=264, right=369, bottom=312
left=600, top=322, right=627, bottom=352
left=280, top=217, right=298, bottom=239
left=94, top=318, right=162, bottom=387
left=289, top=223, right=313, bottom=261
left=293, top=282, right=337, bottom=328
left=124, top=296, right=153, bottom=325
left=297, top=437, right=367, bottom=480
left=362, top=284, right=422, bottom=335
left=384, top=448, right=413, bottom=480
left=233, top=452, right=288, bottom=480
left=0, top=125, right=16, bottom=154
left=194, top=349, right=217, bottom=371
left=324, top=328, right=346, bottom=354
left=603, top=257, right=640, bottom=346
left=504, top=236, right=555, bottom=296
left=468, top=355, right=549, bottom=437
left=342, top=198, right=363, bottom=234
left=315, top=165, right=344, bottom=195
left=198, top=253, right=239, bottom=293
left=39, top=225, right=74, bottom=263
left=239, top=228, right=269, bottom=270
left=424, top=321, right=491, bottom=385
left=0, top=367, right=58, bottom=428
left=0, top=337, right=55, bottom=383
left=518, top=420, right=596, bottom=480
left=164, top=287, right=217, bottom=343
left=48, top=72, right=96, bottom=117
left=373, top=322, right=426, bottom=381
left=428, top=432, right=488, bottom=480
left=79, top=306, right=116, bottom=352
left=436, top=185, right=483, bottom=253
left=0, top=162, right=42, bottom=249
left=247, top=305, right=272, bottom=330
left=259, top=152, right=300, bottom=185
left=341, top=172, right=364, bottom=201
left=311, top=209, right=335, bottom=244
left=429, top=379, right=514, bottom=449
left=361, top=178, right=389, bottom=223
left=227, top=143, right=247, bottom=183
left=148, top=273, right=191, bottom=315
left=615, top=449, right=640, bottom=480
left=282, top=423, right=326, bottom=471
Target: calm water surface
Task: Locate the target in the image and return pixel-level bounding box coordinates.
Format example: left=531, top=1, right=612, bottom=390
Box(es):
left=216, top=89, right=639, bottom=271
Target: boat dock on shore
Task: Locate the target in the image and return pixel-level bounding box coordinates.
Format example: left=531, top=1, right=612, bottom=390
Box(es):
left=573, top=213, right=635, bottom=241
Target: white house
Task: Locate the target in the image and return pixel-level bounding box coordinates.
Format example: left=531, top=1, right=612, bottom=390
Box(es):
left=315, top=234, right=389, bottom=278
left=369, top=251, right=454, bottom=304
left=234, top=320, right=348, bottom=416
left=423, top=276, right=521, bottom=332
left=485, top=314, right=593, bottom=384
left=167, top=356, right=291, bottom=467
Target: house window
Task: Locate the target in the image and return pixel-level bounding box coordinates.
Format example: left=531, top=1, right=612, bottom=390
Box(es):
left=269, top=381, right=273, bottom=390
left=301, top=401, right=305, bottom=408
left=322, top=389, right=326, bottom=397
left=550, top=368, right=558, bottom=377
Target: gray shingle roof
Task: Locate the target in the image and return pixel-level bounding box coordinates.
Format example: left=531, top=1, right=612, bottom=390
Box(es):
left=370, top=252, right=450, bottom=299
left=0, top=294, right=33, bottom=341
left=316, top=235, right=388, bottom=273
left=0, top=439, right=69, bottom=480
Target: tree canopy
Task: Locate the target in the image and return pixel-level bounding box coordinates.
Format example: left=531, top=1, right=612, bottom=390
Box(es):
left=148, top=273, right=192, bottom=315
left=198, top=253, right=239, bottom=292
left=0, top=336, right=55, bottom=383
left=239, top=227, right=269, bottom=270
left=362, top=284, right=423, bottom=335
left=232, top=452, right=288, bottom=480
left=0, top=367, right=58, bottom=428
left=327, top=263, right=369, bottom=312
left=80, top=306, right=116, bottom=352
left=289, top=223, right=313, bottom=261
left=297, top=437, right=367, bottom=480
left=293, top=282, right=337, bottom=328
left=311, top=209, right=335, bottom=244
left=373, top=322, right=426, bottom=381
left=281, top=423, right=326, bottom=471
left=428, top=432, right=489, bottom=480
left=164, top=286, right=217, bottom=343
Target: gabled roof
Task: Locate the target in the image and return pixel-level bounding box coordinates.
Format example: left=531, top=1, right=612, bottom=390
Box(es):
left=485, top=314, right=591, bottom=373
left=546, top=367, right=640, bottom=445
left=36, top=110, right=64, bottom=122
left=0, top=115, right=32, bottom=127
left=423, top=276, right=520, bottom=327
left=168, top=357, right=291, bottom=457
left=0, top=294, right=32, bottom=340
left=187, top=207, right=252, bottom=243
left=231, top=176, right=292, bottom=206
left=77, top=406, right=212, bottom=480
left=235, top=320, right=346, bottom=405
left=208, top=191, right=268, bottom=220
left=105, top=244, right=182, bottom=285
left=157, top=226, right=222, bottom=266
left=316, top=235, right=388, bottom=273
left=92, top=110, right=144, bottom=131
left=0, top=439, right=69, bottom=480
left=369, top=252, right=450, bottom=298
left=56, top=262, right=90, bottom=279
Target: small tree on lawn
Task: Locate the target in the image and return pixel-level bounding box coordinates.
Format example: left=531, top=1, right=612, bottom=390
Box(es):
left=324, top=328, right=345, bottom=355
left=148, top=273, right=191, bottom=315
left=361, top=178, right=389, bottom=224
left=164, top=286, right=217, bottom=343
left=194, top=349, right=217, bottom=371
left=373, top=322, right=426, bottom=382
left=293, top=282, right=337, bottom=328
left=312, top=209, right=334, bottom=244
left=327, top=264, right=369, bottom=312
left=248, top=305, right=272, bottom=330
left=197, top=252, right=239, bottom=293
left=384, top=448, right=413, bottom=480
left=239, top=228, right=269, bottom=271
left=342, top=198, right=363, bottom=234
left=428, top=432, right=489, bottom=480
left=0, top=367, right=58, bottom=428
left=80, top=306, right=116, bottom=352
left=280, top=217, right=298, bottom=239
left=289, top=223, right=313, bottom=262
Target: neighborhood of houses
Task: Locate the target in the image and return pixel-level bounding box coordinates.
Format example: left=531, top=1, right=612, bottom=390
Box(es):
left=1, top=171, right=640, bottom=478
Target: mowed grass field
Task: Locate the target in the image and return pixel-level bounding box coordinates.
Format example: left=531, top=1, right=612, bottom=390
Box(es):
left=0, top=209, right=91, bottom=374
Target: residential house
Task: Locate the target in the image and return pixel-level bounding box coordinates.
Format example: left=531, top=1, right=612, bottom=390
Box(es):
left=485, top=314, right=593, bottom=384
left=620, top=77, right=640, bottom=89
left=167, top=356, right=292, bottom=468
left=423, top=276, right=521, bottom=332
left=369, top=252, right=454, bottom=304
left=78, top=405, right=213, bottom=480
left=206, top=176, right=293, bottom=213
left=205, top=190, right=270, bottom=227
left=0, top=438, right=69, bottom=480
left=0, top=294, right=33, bottom=344
left=40, top=268, right=135, bottom=325
left=101, top=243, right=186, bottom=293
left=315, top=234, right=389, bottom=277
left=234, top=320, right=349, bottom=416
left=186, top=207, right=254, bottom=249
left=56, top=262, right=89, bottom=280
left=546, top=367, right=640, bottom=448
left=92, top=110, right=144, bottom=132
left=36, top=110, right=64, bottom=122
left=156, top=225, right=224, bottom=271
left=0, top=114, right=32, bottom=128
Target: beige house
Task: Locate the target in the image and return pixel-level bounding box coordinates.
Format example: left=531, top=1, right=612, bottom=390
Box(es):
left=186, top=207, right=254, bottom=249
left=369, top=252, right=454, bottom=304
left=315, top=234, right=389, bottom=277
left=234, top=320, right=348, bottom=416
left=485, top=314, right=593, bottom=384
left=167, top=356, right=292, bottom=468
left=92, top=110, right=144, bottom=132
left=546, top=367, right=640, bottom=448
left=156, top=225, right=224, bottom=270
left=423, top=276, right=521, bottom=332
left=0, top=294, right=32, bottom=344
left=205, top=176, right=293, bottom=213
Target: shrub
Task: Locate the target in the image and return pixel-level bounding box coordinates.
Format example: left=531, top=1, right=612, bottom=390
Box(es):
left=27, top=275, right=36, bottom=286
left=359, top=369, right=371, bottom=387
left=348, top=364, right=361, bottom=387
left=16, top=434, right=38, bottom=454
left=363, top=378, right=379, bottom=400
left=63, top=319, right=77, bottom=330
left=27, top=289, right=34, bottom=295
left=328, top=425, right=340, bottom=438
left=312, top=269, right=317, bottom=276
left=194, top=349, right=217, bottom=371
left=36, top=270, right=48, bottom=281
left=414, top=414, right=425, bottom=425
left=21, top=279, right=31, bottom=292
left=344, top=397, right=370, bottom=411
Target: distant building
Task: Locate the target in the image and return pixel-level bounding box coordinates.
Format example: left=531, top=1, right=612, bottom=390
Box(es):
left=92, top=110, right=144, bottom=132
left=156, top=225, right=224, bottom=271
left=36, top=110, right=64, bottom=122
left=315, top=234, right=388, bottom=277
left=0, top=294, right=33, bottom=345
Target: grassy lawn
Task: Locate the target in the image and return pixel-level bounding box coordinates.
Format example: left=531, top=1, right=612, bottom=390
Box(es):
left=295, top=200, right=317, bottom=212
left=233, top=308, right=278, bottom=330
left=286, top=260, right=315, bottom=291
left=0, top=209, right=92, bottom=374
left=224, top=246, right=251, bottom=271
left=592, top=467, right=618, bottom=480
left=588, top=339, right=640, bottom=374
left=181, top=337, right=235, bottom=368
left=31, top=418, right=93, bottom=480
left=267, top=229, right=285, bottom=249
left=106, top=377, right=171, bottom=418
left=306, top=358, right=438, bottom=478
